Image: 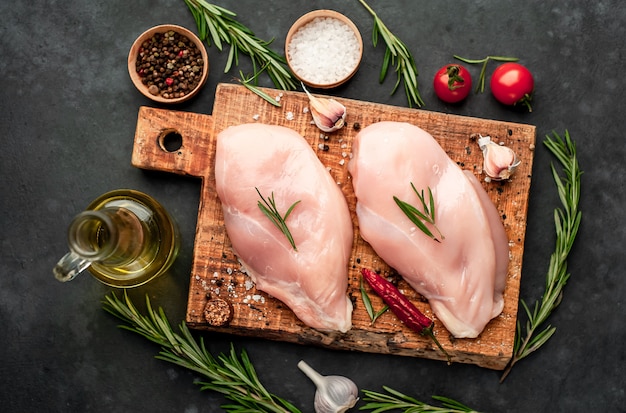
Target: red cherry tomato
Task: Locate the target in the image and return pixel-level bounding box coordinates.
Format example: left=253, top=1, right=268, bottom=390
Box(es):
left=490, top=62, right=534, bottom=111
left=433, top=64, right=472, bottom=103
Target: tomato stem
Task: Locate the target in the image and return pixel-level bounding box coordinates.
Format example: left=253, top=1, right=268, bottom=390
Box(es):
left=519, top=93, right=533, bottom=112
left=445, top=65, right=465, bottom=90
left=453, top=54, right=519, bottom=93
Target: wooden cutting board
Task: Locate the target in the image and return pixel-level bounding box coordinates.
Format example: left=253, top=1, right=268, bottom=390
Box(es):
left=132, top=83, right=536, bottom=369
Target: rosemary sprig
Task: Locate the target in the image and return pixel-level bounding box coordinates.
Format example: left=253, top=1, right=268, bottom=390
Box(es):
left=360, top=386, right=479, bottom=412
left=394, top=183, right=444, bottom=242
left=256, top=188, right=301, bottom=251
left=500, top=130, right=582, bottom=382
left=183, top=0, right=297, bottom=91
left=453, top=55, right=519, bottom=93
left=357, top=0, right=425, bottom=108
left=360, top=276, right=389, bottom=325
left=102, top=292, right=301, bottom=413
left=236, top=69, right=282, bottom=107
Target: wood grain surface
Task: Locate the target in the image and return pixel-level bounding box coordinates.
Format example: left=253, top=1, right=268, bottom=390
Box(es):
left=131, top=83, right=536, bottom=369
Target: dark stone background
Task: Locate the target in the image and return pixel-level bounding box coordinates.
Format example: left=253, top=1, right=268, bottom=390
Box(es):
left=1, top=1, right=623, bottom=412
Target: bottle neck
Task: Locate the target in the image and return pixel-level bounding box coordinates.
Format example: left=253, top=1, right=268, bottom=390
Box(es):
left=68, top=208, right=144, bottom=266
left=68, top=211, right=117, bottom=260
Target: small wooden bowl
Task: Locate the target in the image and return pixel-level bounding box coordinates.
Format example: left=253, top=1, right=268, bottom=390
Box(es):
left=128, top=24, right=209, bottom=104
left=285, top=10, right=363, bottom=89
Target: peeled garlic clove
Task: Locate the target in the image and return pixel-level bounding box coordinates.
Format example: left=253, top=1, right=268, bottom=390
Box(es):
left=478, top=135, right=521, bottom=181
left=298, top=360, right=359, bottom=413
left=302, top=83, right=346, bottom=133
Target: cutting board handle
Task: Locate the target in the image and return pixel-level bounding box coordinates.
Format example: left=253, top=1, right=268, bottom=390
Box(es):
left=131, top=106, right=214, bottom=177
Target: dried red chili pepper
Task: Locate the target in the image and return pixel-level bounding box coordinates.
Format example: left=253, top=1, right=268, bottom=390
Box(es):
left=361, top=267, right=451, bottom=364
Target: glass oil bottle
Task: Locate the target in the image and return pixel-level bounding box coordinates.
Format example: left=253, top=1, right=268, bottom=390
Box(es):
left=54, top=189, right=180, bottom=288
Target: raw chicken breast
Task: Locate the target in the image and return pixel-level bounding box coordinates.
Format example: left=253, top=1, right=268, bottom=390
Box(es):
left=348, top=121, right=508, bottom=338
left=215, top=123, right=354, bottom=333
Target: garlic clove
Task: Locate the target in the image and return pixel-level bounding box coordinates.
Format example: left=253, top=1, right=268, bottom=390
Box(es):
left=298, top=360, right=359, bottom=413
left=302, top=83, right=347, bottom=133
left=478, top=135, right=521, bottom=181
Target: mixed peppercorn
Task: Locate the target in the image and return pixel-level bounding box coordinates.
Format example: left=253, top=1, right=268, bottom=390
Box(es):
left=135, top=30, right=204, bottom=99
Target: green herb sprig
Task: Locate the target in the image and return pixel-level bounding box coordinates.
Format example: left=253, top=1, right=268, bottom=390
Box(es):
left=358, top=0, right=425, bottom=108
left=453, top=55, right=519, bottom=93
left=360, top=276, right=389, bottom=325
left=236, top=69, right=282, bottom=107
left=102, top=292, right=300, bottom=413
left=256, top=188, right=301, bottom=251
left=183, top=0, right=297, bottom=91
left=394, top=183, right=444, bottom=242
left=360, top=386, right=479, bottom=413
left=500, top=130, right=582, bottom=382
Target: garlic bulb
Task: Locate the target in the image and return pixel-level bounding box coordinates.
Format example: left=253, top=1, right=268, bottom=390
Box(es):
left=478, top=135, right=521, bottom=181
left=297, top=360, right=359, bottom=413
left=302, top=83, right=347, bottom=133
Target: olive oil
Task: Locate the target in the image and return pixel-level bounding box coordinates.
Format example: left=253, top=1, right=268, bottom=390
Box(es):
left=54, top=189, right=179, bottom=288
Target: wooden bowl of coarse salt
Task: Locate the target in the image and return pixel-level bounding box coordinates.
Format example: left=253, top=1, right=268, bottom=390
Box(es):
left=128, top=24, right=209, bottom=104
left=285, top=10, right=363, bottom=89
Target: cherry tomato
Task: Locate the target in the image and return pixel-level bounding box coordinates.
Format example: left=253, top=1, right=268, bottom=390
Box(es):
left=433, top=64, right=472, bottom=103
left=490, top=62, right=534, bottom=111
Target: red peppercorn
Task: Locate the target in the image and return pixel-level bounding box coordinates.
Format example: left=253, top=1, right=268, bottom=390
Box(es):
left=165, top=77, right=174, bottom=86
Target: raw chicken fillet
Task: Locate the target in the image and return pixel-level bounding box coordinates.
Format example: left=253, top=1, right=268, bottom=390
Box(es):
left=348, top=122, right=509, bottom=338
left=215, top=123, right=354, bottom=333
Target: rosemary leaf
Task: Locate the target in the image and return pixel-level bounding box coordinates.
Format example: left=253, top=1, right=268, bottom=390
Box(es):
left=361, top=386, right=479, bottom=413
left=360, top=275, right=375, bottom=320
left=237, top=71, right=282, bottom=107
left=500, top=130, right=582, bottom=382
left=358, top=0, right=425, bottom=108
left=256, top=188, right=300, bottom=250
left=394, top=196, right=436, bottom=240
left=432, top=395, right=477, bottom=411
left=372, top=306, right=389, bottom=323
left=206, top=14, right=222, bottom=50
left=102, top=292, right=301, bottom=413
left=183, top=0, right=297, bottom=90
left=380, top=47, right=392, bottom=83
left=394, top=183, right=444, bottom=242
left=226, top=43, right=237, bottom=72
left=360, top=276, right=389, bottom=325
left=371, top=20, right=380, bottom=47
left=427, top=186, right=436, bottom=217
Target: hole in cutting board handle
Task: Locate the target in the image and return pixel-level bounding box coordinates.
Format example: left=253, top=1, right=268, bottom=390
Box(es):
left=158, top=128, right=183, bottom=153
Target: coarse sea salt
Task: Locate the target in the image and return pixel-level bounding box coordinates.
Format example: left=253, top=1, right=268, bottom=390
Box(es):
left=288, top=17, right=360, bottom=85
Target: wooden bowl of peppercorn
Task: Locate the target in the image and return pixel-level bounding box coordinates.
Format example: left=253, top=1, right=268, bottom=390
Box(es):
left=128, top=24, right=209, bottom=104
